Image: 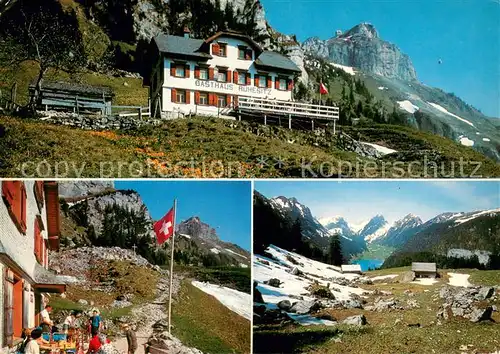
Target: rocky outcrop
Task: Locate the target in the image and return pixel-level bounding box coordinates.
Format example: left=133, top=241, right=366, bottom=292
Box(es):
left=303, top=22, right=418, bottom=82
left=39, top=111, right=162, bottom=131
left=68, top=190, right=156, bottom=240
left=177, top=217, right=219, bottom=242
left=58, top=181, right=115, bottom=199
left=436, top=286, right=497, bottom=322
left=49, top=246, right=160, bottom=280
left=147, top=321, right=203, bottom=354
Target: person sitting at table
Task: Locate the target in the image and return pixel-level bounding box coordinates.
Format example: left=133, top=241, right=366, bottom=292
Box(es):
left=24, top=328, right=43, bottom=354
left=63, top=311, right=77, bottom=333
left=96, top=334, right=120, bottom=354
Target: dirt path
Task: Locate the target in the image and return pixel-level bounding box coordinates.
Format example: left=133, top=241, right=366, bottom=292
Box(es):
left=112, top=274, right=181, bottom=354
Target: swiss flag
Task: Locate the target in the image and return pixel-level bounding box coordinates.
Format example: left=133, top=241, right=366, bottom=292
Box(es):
left=154, top=208, right=175, bottom=245
left=319, top=82, right=328, bottom=95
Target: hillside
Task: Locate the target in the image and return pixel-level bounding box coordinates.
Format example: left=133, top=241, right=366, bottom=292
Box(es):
left=2, top=115, right=499, bottom=178
left=253, top=245, right=500, bottom=354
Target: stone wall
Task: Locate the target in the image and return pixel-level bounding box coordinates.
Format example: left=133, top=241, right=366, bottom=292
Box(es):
left=39, top=111, right=163, bottom=131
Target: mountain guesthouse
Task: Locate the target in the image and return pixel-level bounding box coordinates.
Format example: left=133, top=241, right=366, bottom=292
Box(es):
left=0, top=181, right=66, bottom=350
left=145, top=29, right=301, bottom=118
left=341, top=264, right=362, bottom=275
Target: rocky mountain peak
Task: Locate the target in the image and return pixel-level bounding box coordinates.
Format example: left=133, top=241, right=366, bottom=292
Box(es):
left=342, top=22, right=379, bottom=39
left=177, top=216, right=219, bottom=241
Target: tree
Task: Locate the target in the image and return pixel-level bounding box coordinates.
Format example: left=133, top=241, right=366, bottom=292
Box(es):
left=328, top=234, right=343, bottom=266
left=0, top=0, right=86, bottom=109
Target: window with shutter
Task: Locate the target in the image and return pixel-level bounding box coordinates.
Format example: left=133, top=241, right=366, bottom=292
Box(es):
left=246, top=73, right=251, bottom=86
left=209, top=68, right=214, bottom=80
left=237, top=72, right=246, bottom=85
left=267, top=77, right=272, bottom=88
left=199, top=67, right=209, bottom=80
left=2, top=181, right=27, bottom=234
left=199, top=93, right=208, bottom=105
left=171, top=89, right=177, bottom=103
left=170, top=63, right=176, bottom=76
left=185, top=65, right=190, bottom=78
left=194, top=67, right=200, bottom=79
left=254, top=76, right=259, bottom=87
left=258, top=75, right=267, bottom=88
left=212, top=43, right=220, bottom=56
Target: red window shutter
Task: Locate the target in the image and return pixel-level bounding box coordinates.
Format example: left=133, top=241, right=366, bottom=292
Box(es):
left=185, top=65, right=190, bottom=78
left=20, top=184, right=26, bottom=233
left=212, top=43, right=220, bottom=56
left=209, top=68, right=214, bottom=80
left=227, top=70, right=232, bottom=83
left=233, top=71, right=238, bottom=84
left=35, top=181, right=44, bottom=205
left=170, top=63, right=176, bottom=76
left=195, top=91, right=200, bottom=104
left=171, top=89, right=177, bottom=103
left=288, top=79, right=294, bottom=91
left=226, top=95, right=231, bottom=107
left=210, top=94, right=217, bottom=106
left=185, top=91, right=190, bottom=104
left=194, top=67, right=200, bottom=79
left=246, top=73, right=251, bottom=86
left=254, top=76, right=259, bottom=87
left=2, top=181, right=15, bottom=207
left=275, top=78, right=280, bottom=90
left=267, top=76, right=272, bottom=88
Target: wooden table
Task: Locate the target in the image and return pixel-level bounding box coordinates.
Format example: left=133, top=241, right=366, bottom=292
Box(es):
left=39, top=341, right=76, bottom=354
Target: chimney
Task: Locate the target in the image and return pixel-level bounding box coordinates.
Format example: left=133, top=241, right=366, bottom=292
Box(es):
left=183, top=26, right=191, bottom=39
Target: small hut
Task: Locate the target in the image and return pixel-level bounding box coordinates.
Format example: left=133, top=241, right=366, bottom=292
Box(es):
left=341, top=264, right=362, bottom=275
left=411, top=262, right=437, bottom=278
left=29, top=81, right=114, bottom=115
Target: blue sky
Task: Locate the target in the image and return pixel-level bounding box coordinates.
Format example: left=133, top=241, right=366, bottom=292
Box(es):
left=115, top=181, right=252, bottom=251
left=261, top=0, right=500, bottom=117
left=255, top=180, right=500, bottom=224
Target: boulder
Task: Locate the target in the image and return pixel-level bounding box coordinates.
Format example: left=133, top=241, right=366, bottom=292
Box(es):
left=342, top=315, right=367, bottom=326
left=476, top=287, right=495, bottom=301
left=253, top=282, right=265, bottom=304
left=77, top=299, right=88, bottom=305
left=254, top=309, right=295, bottom=326
left=277, top=300, right=292, bottom=311
left=265, top=278, right=282, bottom=288
left=148, top=329, right=203, bottom=354
left=290, top=267, right=302, bottom=276
left=371, top=298, right=398, bottom=312
left=289, top=300, right=322, bottom=315
left=469, top=306, right=493, bottom=323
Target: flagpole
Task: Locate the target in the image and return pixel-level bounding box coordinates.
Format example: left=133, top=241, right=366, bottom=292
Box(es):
left=168, top=198, right=177, bottom=334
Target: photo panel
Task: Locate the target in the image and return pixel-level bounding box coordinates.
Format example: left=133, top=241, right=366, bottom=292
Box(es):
left=0, top=180, right=252, bottom=354
left=253, top=180, right=500, bottom=353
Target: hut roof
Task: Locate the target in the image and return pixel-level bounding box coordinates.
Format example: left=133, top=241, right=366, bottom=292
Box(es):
left=411, top=262, right=437, bottom=272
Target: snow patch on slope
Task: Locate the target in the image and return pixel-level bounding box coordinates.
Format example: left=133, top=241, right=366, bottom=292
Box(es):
left=397, top=100, right=419, bottom=114
left=427, top=102, right=475, bottom=127
left=224, top=248, right=248, bottom=259
left=330, top=62, right=356, bottom=75
left=362, top=142, right=397, bottom=155
left=192, top=281, right=251, bottom=320
left=459, top=136, right=474, bottom=147
left=364, top=223, right=391, bottom=243
left=254, top=245, right=368, bottom=325
left=210, top=248, right=220, bottom=254
left=454, top=208, right=500, bottom=225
